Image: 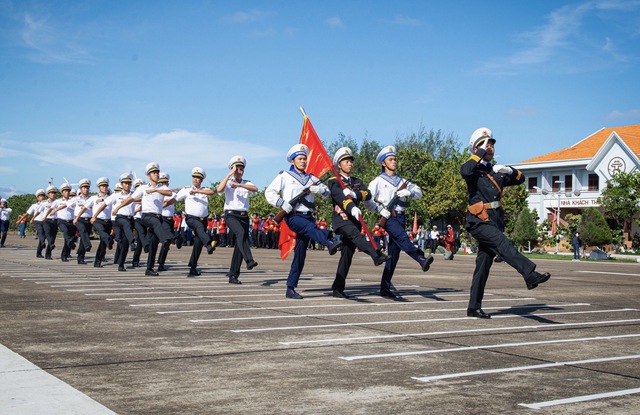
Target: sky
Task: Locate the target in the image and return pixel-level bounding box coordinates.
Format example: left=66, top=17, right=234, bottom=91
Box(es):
left=1, top=0, right=640, bottom=198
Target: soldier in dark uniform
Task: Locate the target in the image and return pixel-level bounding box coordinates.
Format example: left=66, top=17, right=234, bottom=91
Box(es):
left=461, top=127, right=551, bottom=319
left=329, top=147, right=391, bottom=298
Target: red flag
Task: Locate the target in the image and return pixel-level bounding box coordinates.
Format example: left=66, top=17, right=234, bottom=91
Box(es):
left=412, top=212, right=418, bottom=235
left=551, top=211, right=557, bottom=235
left=278, top=115, right=334, bottom=260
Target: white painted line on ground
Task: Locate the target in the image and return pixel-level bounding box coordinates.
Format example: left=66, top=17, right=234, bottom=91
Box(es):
left=412, top=354, right=640, bottom=382
left=160, top=297, right=543, bottom=315
left=575, top=270, right=640, bottom=277
left=340, top=333, right=640, bottom=361
left=518, top=387, right=640, bottom=409
left=276, top=317, right=640, bottom=344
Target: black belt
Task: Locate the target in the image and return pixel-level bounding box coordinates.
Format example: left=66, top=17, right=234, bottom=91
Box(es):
left=57, top=219, right=73, bottom=223
left=78, top=217, right=91, bottom=221
left=296, top=211, right=313, bottom=216
left=186, top=214, right=207, bottom=221
left=45, top=219, right=56, bottom=223
left=225, top=210, right=247, bottom=216
left=142, top=213, right=162, bottom=218
left=116, top=214, right=133, bottom=219
left=95, top=218, right=111, bottom=223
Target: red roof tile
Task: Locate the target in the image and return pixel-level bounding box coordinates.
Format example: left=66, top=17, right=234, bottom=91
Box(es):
left=520, top=124, right=640, bottom=163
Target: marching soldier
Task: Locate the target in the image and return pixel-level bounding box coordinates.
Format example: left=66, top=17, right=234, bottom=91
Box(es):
left=26, top=189, right=47, bottom=258
left=329, top=147, right=391, bottom=298
left=113, top=162, right=173, bottom=276
left=265, top=144, right=343, bottom=299
left=462, top=127, right=551, bottom=318
left=41, top=185, right=58, bottom=260
left=175, top=167, right=216, bottom=277
left=84, top=177, right=113, bottom=268
left=157, top=172, right=180, bottom=272
left=367, top=145, right=434, bottom=298
left=94, top=173, right=137, bottom=271
left=217, top=156, right=259, bottom=284
left=45, top=182, right=76, bottom=262
left=70, top=179, right=93, bottom=264
left=131, top=178, right=146, bottom=268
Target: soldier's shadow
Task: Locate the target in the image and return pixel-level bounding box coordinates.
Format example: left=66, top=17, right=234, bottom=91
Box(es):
left=490, top=304, right=563, bottom=324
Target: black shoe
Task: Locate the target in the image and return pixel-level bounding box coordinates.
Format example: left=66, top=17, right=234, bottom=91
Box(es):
left=175, top=236, right=183, bottom=249
left=373, top=253, right=391, bottom=266
left=526, top=272, right=551, bottom=290
left=131, top=262, right=139, bottom=268
left=187, top=269, right=201, bottom=277
left=37, top=254, right=44, bottom=258
left=332, top=289, right=350, bottom=299
left=286, top=288, right=303, bottom=299
left=143, top=244, right=149, bottom=253
left=77, top=259, right=87, bottom=264
left=61, top=257, right=69, bottom=262
left=130, top=241, right=137, bottom=252
left=494, top=256, right=504, bottom=263
left=207, top=241, right=216, bottom=254
left=50, top=244, right=55, bottom=250
left=158, top=265, right=168, bottom=272
left=145, top=269, right=159, bottom=276
left=94, top=263, right=103, bottom=268
left=228, top=276, right=242, bottom=285
left=380, top=289, right=397, bottom=298
left=108, top=237, right=114, bottom=250
left=419, top=255, right=434, bottom=272
left=328, top=239, right=343, bottom=255
left=45, top=256, right=53, bottom=260
left=118, top=266, right=127, bottom=272
left=246, top=260, right=258, bottom=270
left=69, top=242, right=76, bottom=250
left=85, top=245, right=91, bottom=252
left=467, top=309, right=491, bottom=319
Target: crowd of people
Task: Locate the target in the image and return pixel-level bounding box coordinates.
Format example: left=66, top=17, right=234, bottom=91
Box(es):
left=5, top=126, right=552, bottom=317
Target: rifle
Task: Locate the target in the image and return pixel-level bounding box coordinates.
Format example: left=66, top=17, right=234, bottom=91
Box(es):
left=273, top=176, right=328, bottom=224
left=378, top=170, right=418, bottom=229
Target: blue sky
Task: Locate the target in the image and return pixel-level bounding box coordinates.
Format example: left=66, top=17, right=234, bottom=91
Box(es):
left=1, top=0, right=639, bottom=197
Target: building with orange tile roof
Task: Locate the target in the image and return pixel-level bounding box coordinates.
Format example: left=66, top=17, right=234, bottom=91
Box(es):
left=513, top=124, right=640, bottom=244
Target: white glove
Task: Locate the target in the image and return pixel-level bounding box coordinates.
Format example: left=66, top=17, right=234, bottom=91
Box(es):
left=479, top=138, right=489, bottom=151
left=281, top=202, right=293, bottom=213
left=343, top=188, right=357, bottom=198
left=397, top=189, right=411, bottom=198
left=492, top=164, right=513, bottom=175
left=350, top=207, right=361, bottom=220
left=309, top=185, right=320, bottom=194
left=380, top=208, right=391, bottom=219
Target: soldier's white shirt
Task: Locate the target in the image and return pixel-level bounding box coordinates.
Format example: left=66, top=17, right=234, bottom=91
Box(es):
left=368, top=173, right=422, bottom=214
left=0, top=207, right=12, bottom=221
left=37, top=200, right=54, bottom=220
left=27, top=202, right=43, bottom=222
left=265, top=170, right=329, bottom=214
left=50, top=198, right=74, bottom=220
left=176, top=186, right=210, bottom=217
left=131, top=183, right=168, bottom=214
left=162, top=192, right=176, bottom=217
left=133, top=202, right=142, bottom=219
left=218, top=179, right=256, bottom=212
left=105, top=191, right=135, bottom=217
left=85, top=193, right=111, bottom=220
left=68, top=195, right=92, bottom=218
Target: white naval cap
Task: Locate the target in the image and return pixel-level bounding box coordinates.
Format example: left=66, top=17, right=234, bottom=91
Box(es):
left=158, top=172, right=170, bottom=183
left=35, top=188, right=45, bottom=197
left=119, top=173, right=133, bottom=183
left=468, top=127, right=495, bottom=153
left=192, top=167, right=206, bottom=179
left=114, top=183, right=123, bottom=192
left=70, top=188, right=77, bottom=196
left=145, top=162, right=160, bottom=175
left=286, top=144, right=309, bottom=163
left=333, top=147, right=354, bottom=166
left=97, top=177, right=109, bottom=187
left=59, top=182, right=71, bottom=192
left=376, top=145, right=396, bottom=164
left=133, top=178, right=145, bottom=188
left=46, top=185, right=57, bottom=194
left=227, top=156, right=246, bottom=170
left=79, top=178, right=91, bottom=188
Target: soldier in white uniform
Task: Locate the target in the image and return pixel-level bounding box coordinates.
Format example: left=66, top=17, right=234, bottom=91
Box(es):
left=0, top=199, right=12, bottom=248
left=131, top=178, right=146, bottom=268
left=70, top=179, right=93, bottom=264
left=40, top=185, right=58, bottom=260
left=82, top=177, right=113, bottom=268
left=367, top=146, right=434, bottom=298
left=113, top=162, right=173, bottom=276
left=217, top=156, right=259, bottom=284
left=45, top=182, right=76, bottom=262
left=175, top=167, right=216, bottom=277
left=26, top=189, right=47, bottom=258
left=156, top=172, right=180, bottom=272
left=265, top=144, right=342, bottom=299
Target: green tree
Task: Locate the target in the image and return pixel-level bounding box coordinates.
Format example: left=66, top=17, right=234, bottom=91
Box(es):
left=598, top=171, right=640, bottom=242
left=578, top=207, right=613, bottom=249
left=6, top=194, right=37, bottom=233
left=502, top=184, right=528, bottom=237
left=512, top=207, right=538, bottom=251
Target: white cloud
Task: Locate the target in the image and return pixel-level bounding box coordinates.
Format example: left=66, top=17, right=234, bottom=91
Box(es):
left=325, top=16, right=344, bottom=29
left=389, top=15, right=423, bottom=26
left=224, top=9, right=276, bottom=24
left=606, top=109, right=640, bottom=120
left=20, top=13, right=94, bottom=64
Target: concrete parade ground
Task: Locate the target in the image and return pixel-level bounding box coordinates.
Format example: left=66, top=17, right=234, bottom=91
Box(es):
left=1, top=234, right=639, bottom=414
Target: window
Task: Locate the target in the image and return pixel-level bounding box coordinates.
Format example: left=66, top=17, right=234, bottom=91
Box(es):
left=564, top=175, right=572, bottom=192
left=588, top=174, right=599, bottom=191
left=528, top=177, right=538, bottom=193
left=552, top=176, right=560, bottom=192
